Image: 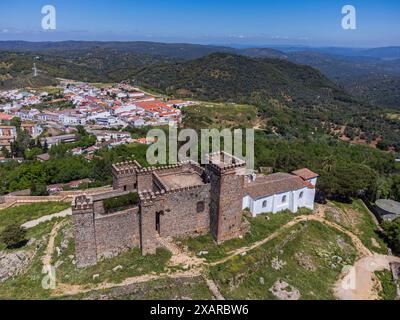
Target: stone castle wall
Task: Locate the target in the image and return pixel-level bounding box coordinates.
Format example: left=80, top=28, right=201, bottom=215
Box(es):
left=94, top=207, right=140, bottom=259
left=157, top=184, right=211, bottom=238
left=72, top=197, right=97, bottom=268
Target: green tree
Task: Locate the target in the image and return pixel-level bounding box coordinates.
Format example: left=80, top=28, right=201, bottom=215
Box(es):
left=30, top=181, right=48, bottom=196
left=319, top=163, right=378, bottom=201
left=1, top=146, right=10, bottom=158
left=391, top=175, right=400, bottom=201
left=381, top=218, right=400, bottom=254
left=0, top=224, right=27, bottom=249
left=10, top=117, right=21, bottom=129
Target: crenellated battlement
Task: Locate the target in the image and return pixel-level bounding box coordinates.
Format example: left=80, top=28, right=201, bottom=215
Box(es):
left=112, top=160, right=142, bottom=175
left=72, top=194, right=94, bottom=211
left=206, top=151, right=246, bottom=174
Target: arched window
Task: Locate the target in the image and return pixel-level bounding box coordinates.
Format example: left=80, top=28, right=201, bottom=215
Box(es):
left=262, top=200, right=267, bottom=208
left=299, top=191, right=304, bottom=199
left=282, top=195, right=287, bottom=203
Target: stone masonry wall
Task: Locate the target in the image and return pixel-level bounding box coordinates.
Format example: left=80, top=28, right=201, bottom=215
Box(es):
left=216, top=170, right=245, bottom=242
left=207, top=164, right=245, bottom=243
left=140, top=200, right=160, bottom=255
left=72, top=204, right=98, bottom=268
left=159, top=184, right=211, bottom=238
left=94, top=207, right=140, bottom=259
left=207, top=169, right=220, bottom=241
left=137, top=172, right=153, bottom=192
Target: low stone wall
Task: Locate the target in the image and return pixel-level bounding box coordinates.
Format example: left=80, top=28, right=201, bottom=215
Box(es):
left=0, top=186, right=114, bottom=210
left=7, top=189, right=31, bottom=196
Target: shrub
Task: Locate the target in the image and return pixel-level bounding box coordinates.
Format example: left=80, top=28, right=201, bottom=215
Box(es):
left=30, top=182, right=49, bottom=196
left=381, top=218, right=400, bottom=254
left=0, top=224, right=27, bottom=249
left=103, top=192, right=139, bottom=213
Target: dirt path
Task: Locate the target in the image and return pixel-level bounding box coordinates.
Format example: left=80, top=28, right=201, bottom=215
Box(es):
left=334, top=254, right=400, bottom=300
left=157, top=236, right=205, bottom=268
left=210, top=215, right=308, bottom=266
left=210, top=205, right=371, bottom=267
left=22, top=208, right=72, bottom=229
left=53, top=269, right=203, bottom=297
left=42, top=221, right=65, bottom=267
left=204, top=277, right=225, bottom=300
left=42, top=203, right=394, bottom=300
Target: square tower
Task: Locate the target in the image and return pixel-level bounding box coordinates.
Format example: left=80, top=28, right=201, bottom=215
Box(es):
left=206, top=152, right=247, bottom=243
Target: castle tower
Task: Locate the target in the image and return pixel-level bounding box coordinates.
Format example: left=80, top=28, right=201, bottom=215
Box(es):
left=112, top=160, right=141, bottom=192
left=72, top=195, right=97, bottom=267
left=206, top=152, right=247, bottom=243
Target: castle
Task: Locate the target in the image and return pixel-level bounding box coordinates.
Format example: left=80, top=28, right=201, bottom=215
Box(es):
left=72, top=152, right=318, bottom=268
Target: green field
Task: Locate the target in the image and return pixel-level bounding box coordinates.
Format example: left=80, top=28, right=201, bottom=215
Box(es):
left=178, top=209, right=312, bottom=262
left=52, top=221, right=172, bottom=286
left=67, top=277, right=213, bottom=300
left=182, top=102, right=258, bottom=130
left=0, top=219, right=63, bottom=299
left=328, top=199, right=387, bottom=254
left=0, top=202, right=70, bottom=233
left=375, top=270, right=398, bottom=300
left=209, top=221, right=358, bottom=300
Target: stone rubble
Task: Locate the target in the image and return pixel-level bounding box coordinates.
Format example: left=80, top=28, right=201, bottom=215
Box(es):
left=0, top=250, right=33, bottom=283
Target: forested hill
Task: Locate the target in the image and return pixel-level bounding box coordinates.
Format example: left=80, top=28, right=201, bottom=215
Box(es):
left=134, top=53, right=400, bottom=150
left=133, top=52, right=353, bottom=107
left=0, top=48, right=173, bottom=88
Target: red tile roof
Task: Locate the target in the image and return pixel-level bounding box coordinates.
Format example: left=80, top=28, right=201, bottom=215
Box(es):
left=244, top=173, right=305, bottom=199
left=291, top=168, right=319, bottom=180
left=135, top=100, right=178, bottom=115
left=0, top=113, right=12, bottom=121
left=303, top=181, right=315, bottom=189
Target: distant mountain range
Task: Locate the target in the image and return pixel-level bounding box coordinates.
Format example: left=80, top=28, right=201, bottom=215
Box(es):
left=0, top=41, right=399, bottom=150
left=0, top=40, right=399, bottom=109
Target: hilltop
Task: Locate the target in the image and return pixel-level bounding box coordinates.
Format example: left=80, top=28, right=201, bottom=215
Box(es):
left=134, top=52, right=351, bottom=106
left=134, top=53, right=399, bottom=149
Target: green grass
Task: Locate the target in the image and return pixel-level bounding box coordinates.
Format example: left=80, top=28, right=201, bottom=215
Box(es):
left=375, top=270, right=398, bottom=300
left=0, top=202, right=70, bottom=231
left=66, top=277, right=214, bottom=300
left=178, top=209, right=312, bottom=262
left=0, top=219, right=64, bottom=299
left=53, top=222, right=172, bottom=286
left=208, top=220, right=358, bottom=300
left=0, top=202, right=70, bottom=251
left=35, top=86, right=63, bottom=95
left=330, top=199, right=387, bottom=254
left=182, top=102, right=258, bottom=130
left=90, top=82, right=114, bottom=89
left=0, top=217, right=172, bottom=299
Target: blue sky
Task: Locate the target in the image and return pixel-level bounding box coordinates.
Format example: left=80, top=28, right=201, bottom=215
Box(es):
left=0, top=0, right=399, bottom=47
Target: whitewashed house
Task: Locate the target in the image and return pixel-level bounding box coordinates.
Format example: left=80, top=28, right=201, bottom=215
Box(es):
left=242, top=168, right=318, bottom=217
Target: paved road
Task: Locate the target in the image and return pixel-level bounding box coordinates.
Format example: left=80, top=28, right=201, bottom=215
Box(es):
left=21, top=208, right=72, bottom=229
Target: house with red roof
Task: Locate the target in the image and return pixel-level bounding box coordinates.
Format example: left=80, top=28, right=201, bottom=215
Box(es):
left=0, top=112, right=12, bottom=122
